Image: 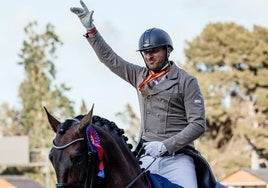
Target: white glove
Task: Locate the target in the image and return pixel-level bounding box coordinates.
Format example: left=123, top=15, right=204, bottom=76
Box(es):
left=70, top=0, right=95, bottom=30
left=144, top=141, right=167, bottom=158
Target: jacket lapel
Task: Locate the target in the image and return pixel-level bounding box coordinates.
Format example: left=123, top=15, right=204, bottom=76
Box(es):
left=139, top=63, right=179, bottom=96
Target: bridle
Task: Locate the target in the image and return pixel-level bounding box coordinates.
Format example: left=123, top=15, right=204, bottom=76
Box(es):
left=52, top=138, right=85, bottom=149
left=52, top=137, right=96, bottom=188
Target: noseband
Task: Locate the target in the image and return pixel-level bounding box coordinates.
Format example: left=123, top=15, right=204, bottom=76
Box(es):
left=52, top=137, right=94, bottom=188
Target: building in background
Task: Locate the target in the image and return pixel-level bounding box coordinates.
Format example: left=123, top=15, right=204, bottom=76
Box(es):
left=221, top=168, right=268, bottom=188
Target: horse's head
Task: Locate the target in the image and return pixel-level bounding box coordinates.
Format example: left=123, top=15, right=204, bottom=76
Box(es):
left=46, top=105, right=150, bottom=188
left=45, top=105, right=101, bottom=188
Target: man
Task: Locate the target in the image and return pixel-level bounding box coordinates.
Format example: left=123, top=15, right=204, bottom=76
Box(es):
left=70, top=1, right=206, bottom=187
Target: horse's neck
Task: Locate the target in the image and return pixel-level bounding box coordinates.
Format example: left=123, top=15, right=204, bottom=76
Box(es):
left=95, top=122, right=149, bottom=188
left=105, top=164, right=149, bottom=188
left=104, top=150, right=149, bottom=188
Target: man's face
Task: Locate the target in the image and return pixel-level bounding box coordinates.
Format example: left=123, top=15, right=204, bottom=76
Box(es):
left=142, top=47, right=169, bottom=72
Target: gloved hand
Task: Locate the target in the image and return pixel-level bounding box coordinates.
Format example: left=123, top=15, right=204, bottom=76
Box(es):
left=143, top=141, right=167, bottom=158
left=70, top=0, right=95, bottom=30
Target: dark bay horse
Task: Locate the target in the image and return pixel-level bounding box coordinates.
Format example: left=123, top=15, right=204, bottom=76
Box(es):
left=45, top=106, right=225, bottom=188
left=45, top=106, right=151, bottom=188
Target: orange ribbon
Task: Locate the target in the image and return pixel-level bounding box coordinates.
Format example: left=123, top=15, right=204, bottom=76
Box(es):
left=138, top=66, right=171, bottom=91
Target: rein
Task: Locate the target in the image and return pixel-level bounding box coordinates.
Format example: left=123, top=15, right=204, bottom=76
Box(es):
left=125, top=156, right=155, bottom=188
left=125, top=144, right=156, bottom=188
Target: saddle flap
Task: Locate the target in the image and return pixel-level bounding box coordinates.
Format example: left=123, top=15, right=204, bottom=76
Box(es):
left=149, top=173, right=183, bottom=188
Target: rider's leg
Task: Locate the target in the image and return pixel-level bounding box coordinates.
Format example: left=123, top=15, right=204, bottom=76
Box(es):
left=140, top=154, right=197, bottom=188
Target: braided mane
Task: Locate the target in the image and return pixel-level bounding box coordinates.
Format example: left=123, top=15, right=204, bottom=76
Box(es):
left=91, top=115, right=133, bottom=151
left=59, top=115, right=132, bottom=151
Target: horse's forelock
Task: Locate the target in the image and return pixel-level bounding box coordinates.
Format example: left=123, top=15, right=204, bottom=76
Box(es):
left=59, top=118, right=79, bottom=135
left=74, top=115, right=85, bottom=121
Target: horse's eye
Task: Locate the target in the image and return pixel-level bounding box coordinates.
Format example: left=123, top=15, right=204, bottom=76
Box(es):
left=71, top=154, right=84, bottom=164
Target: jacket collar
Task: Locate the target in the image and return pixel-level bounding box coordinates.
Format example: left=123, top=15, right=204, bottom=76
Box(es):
left=139, top=61, right=180, bottom=96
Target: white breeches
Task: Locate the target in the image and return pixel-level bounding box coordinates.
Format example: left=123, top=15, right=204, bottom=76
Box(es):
left=140, top=154, right=197, bottom=188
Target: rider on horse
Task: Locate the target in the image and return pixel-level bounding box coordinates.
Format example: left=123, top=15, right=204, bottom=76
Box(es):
left=70, top=1, right=225, bottom=187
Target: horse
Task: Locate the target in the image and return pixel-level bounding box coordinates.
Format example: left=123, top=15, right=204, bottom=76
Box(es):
left=45, top=106, right=152, bottom=188
left=45, top=106, right=226, bottom=188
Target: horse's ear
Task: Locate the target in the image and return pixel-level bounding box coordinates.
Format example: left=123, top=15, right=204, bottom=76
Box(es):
left=79, top=104, right=94, bottom=131
left=44, top=106, right=61, bottom=133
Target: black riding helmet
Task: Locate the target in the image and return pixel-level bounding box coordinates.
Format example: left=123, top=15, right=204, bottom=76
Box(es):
left=137, top=28, right=173, bottom=51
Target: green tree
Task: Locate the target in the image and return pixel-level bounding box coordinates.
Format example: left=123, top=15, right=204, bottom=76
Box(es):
left=184, top=22, right=268, bottom=178
left=0, top=103, right=21, bottom=136
left=0, top=21, right=75, bottom=187
left=16, top=21, right=75, bottom=148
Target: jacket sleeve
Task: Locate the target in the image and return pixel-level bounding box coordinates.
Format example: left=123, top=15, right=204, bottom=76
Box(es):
left=163, top=76, right=206, bottom=154
left=85, top=31, right=145, bottom=88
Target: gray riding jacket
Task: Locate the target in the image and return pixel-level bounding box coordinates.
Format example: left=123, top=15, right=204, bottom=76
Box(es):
left=86, top=31, right=206, bottom=154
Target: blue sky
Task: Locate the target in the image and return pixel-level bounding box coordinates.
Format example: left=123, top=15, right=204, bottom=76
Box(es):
left=1, top=0, right=268, bottom=124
